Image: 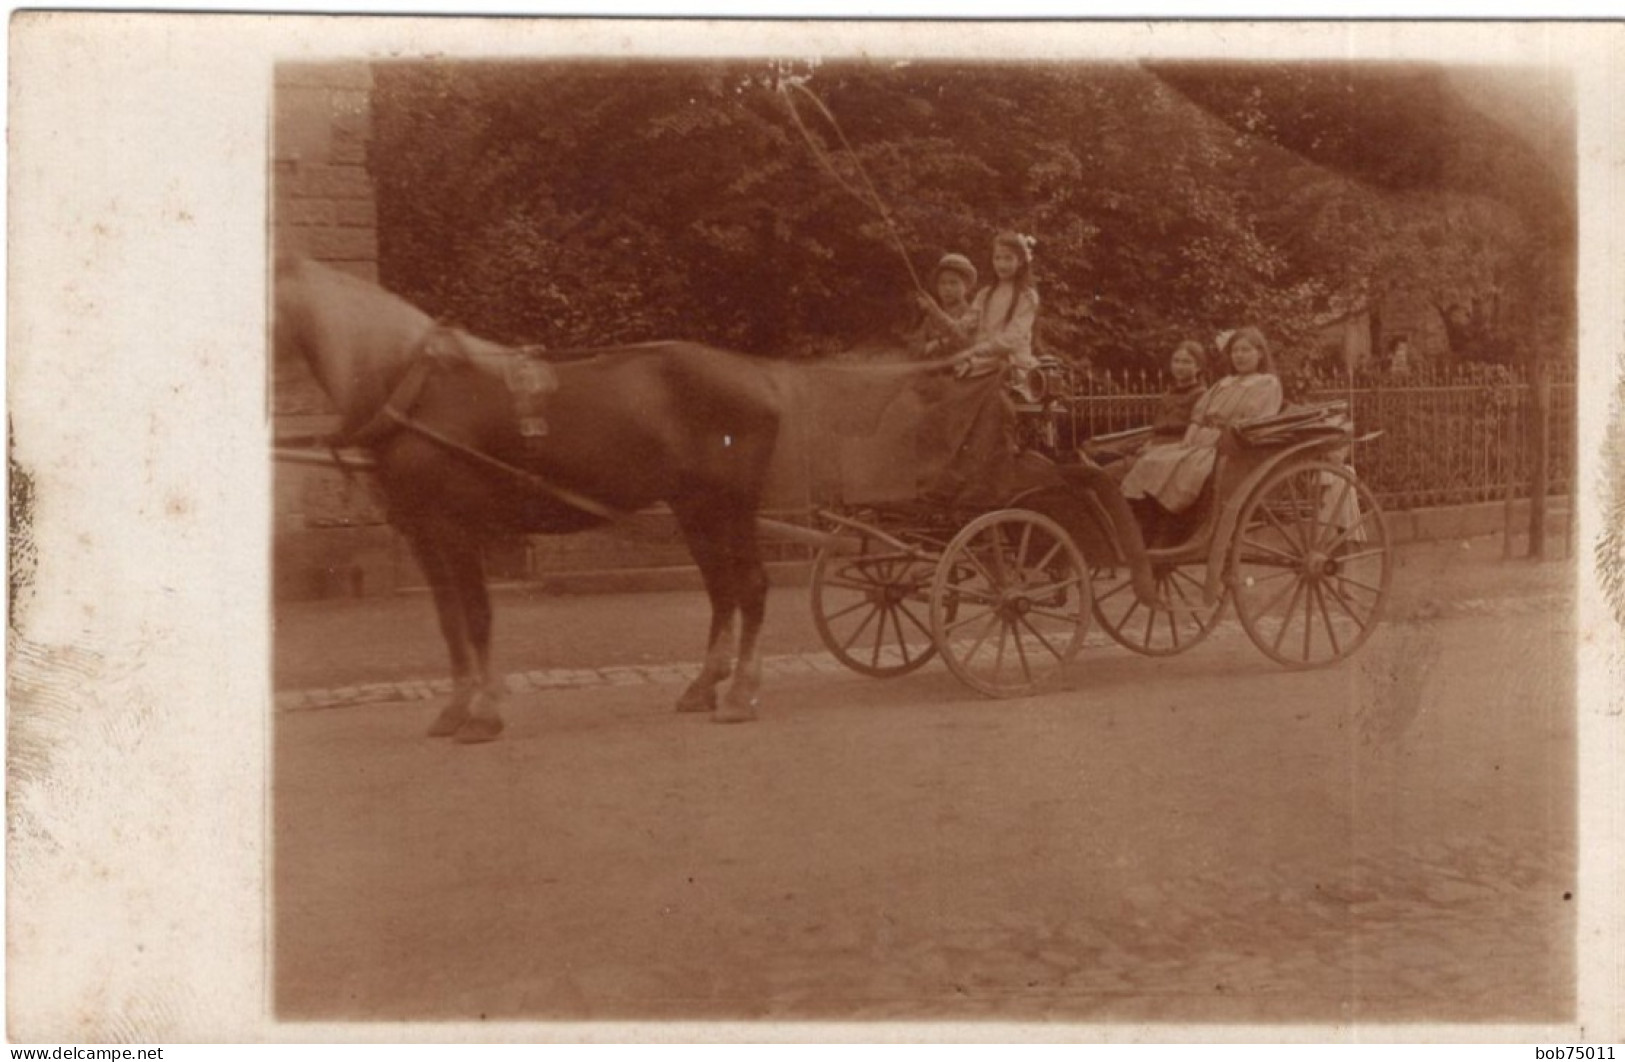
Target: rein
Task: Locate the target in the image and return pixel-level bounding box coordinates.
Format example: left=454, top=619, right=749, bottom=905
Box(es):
left=382, top=408, right=628, bottom=523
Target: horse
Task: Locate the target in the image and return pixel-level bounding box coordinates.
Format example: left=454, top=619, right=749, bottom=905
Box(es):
left=273, top=255, right=787, bottom=743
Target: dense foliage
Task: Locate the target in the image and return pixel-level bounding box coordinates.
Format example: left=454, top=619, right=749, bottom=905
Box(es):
left=370, top=59, right=1572, bottom=372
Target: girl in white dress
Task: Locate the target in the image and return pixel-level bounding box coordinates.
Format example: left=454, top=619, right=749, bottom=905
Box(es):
left=953, top=230, right=1040, bottom=378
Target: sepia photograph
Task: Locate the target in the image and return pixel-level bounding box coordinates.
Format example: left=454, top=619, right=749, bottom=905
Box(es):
left=8, top=12, right=1623, bottom=1044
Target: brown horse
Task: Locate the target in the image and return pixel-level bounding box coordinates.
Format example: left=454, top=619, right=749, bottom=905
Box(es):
left=274, top=256, right=787, bottom=743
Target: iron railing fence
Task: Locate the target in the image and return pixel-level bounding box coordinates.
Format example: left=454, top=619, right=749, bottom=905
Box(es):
left=1020, top=361, right=1575, bottom=511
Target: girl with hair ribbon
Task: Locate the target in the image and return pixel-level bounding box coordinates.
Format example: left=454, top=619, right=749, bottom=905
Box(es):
left=954, top=230, right=1041, bottom=379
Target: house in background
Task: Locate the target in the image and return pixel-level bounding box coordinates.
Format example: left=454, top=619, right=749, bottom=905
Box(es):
left=1310, top=287, right=1453, bottom=374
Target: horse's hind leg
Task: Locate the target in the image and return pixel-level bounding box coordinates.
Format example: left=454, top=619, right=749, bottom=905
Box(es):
left=402, top=525, right=479, bottom=738
left=670, top=497, right=738, bottom=714
left=716, top=503, right=767, bottom=724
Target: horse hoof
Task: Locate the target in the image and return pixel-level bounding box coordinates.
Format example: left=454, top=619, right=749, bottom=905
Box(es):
left=712, top=698, right=758, bottom=724
left=675, top=688, right=717, bottom=713
left=454, top=715, right=505, bottom=744
left=426, top=702, right=472, bottom=738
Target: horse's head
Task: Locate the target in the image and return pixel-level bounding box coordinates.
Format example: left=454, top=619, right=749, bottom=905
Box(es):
left=273, top=256, right=435, bottom=434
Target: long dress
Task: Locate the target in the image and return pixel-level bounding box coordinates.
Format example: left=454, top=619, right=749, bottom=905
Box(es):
left=1120, top=372, right=1283, bottom=513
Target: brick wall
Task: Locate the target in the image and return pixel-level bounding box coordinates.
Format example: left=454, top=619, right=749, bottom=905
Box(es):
left=272, top=62, right=393, bottom=600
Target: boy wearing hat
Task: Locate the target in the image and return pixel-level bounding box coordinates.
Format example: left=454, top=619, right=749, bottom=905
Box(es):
left=911, top=252, right=980, bottom=359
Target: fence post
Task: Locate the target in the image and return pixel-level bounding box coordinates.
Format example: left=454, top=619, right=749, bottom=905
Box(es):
left=1503, top=370, right=1517, bottom=559
left=1528, top=358, right=1551, bottom=559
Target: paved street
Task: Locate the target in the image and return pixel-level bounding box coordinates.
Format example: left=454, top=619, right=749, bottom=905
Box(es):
left=273, top=537, right=1576, bottom=1024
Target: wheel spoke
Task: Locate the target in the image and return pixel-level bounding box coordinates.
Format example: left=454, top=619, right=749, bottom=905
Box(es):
left=1169, top=566, right=1208, bottom=595
left=1011, top=617, right=1034, bottom=684
left=1267, top=579, right=1307, bottom=654
left=1294, top=473, right=1328, bottom=556
left=1167, top=569, right=1199, bottom=608
left=1014, top=521, right=1035, bottom=570
left=823, top=597, right=880, bottom=625
left=1022, top=575, right=1078, bottom=599
left=959, top=543, right=1002, bottom=592
left=1315, top=477, right=1355, bottom=551
left=955, top=611, right=1003, bottom=666
left=895, top=598, right=935, bottom=640
left=1334, top=574, right=1385, bottom=597
left=1313, top=582, right=1343, bottom=657
left=993, top=617, right=1010, bottom=680
left=1237, top=535, right=1302, bottom=566
left=837, top=603, right=881, bottom=652
left=1260, top=499, right=1304, bottom=554
left=1252, top=570, right=1301, bottom=618
left=824, top=574, right=884, bottom=593
left=1320, top=579, right=1373, bottom=630
left=1016, top=613, right=1067, bottom=661
left=1301, top=576, right=1315, bottom=660
left=1030, top=538, right=1064, bottom=576
left=1093, top=574, right=1135, bottom=604
left=870, top=600, right=893, bottom=668
left=1115, top=595, right=1144, bottom=631
left=943, top=604, right=1000, bottom=635
left=1027, top=606, right=1086, bottom=625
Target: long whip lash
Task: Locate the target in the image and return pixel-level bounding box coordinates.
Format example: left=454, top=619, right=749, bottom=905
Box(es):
left=779, top=80, right=928, bottom=298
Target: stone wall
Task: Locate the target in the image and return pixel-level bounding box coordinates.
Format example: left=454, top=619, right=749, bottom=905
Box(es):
left=271, top=62, right=393, bottom=600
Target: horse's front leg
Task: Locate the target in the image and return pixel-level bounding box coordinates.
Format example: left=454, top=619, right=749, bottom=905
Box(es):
left=676, top=613, right=734, bottom=713
left=404, top=527, right=481, bottom=738
left=671, top=498, right=740, bottom=715
left=715, top=523, right=767, bottom=724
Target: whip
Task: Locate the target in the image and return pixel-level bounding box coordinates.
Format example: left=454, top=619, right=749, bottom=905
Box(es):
left=779, top=79, right=929, bottom=299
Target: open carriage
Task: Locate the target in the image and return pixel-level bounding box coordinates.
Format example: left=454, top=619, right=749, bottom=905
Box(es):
left=275, top=253, right=1391, bottom=736
left=804, top=372, right=1392, bottom=697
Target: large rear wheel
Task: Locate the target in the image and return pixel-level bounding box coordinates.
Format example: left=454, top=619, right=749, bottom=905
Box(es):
left=929, top=510, right=1091, bottom=697
left=1228, top=461, right=1391, bottom=668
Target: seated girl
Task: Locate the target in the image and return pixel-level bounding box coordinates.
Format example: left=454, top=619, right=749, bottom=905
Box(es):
left=1121, top=326, right=1282, bottom=538
left=1148, top=339, right=1209, bottom=444
left=954, top=230, right=1040, bottom=379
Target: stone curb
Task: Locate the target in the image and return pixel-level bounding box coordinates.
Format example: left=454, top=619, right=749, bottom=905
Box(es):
left=274, top=591, right=1571, bottom=713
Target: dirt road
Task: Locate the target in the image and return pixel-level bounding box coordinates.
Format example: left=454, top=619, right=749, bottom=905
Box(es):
left=273, top=553, right=1575, bottom=1025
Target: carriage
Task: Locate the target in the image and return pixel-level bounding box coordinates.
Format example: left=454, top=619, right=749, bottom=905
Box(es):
left=275, top=255, right=1392, bottom=740
left=800, top=367, right=1393, bottom=698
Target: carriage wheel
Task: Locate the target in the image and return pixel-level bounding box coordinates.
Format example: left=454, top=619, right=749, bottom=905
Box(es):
left=1091, top=561, right=1226, bottom=656
left=1228, top=461, right=1391, bottom=668
left=929, top=510, right=1091, bottom=698
left=811, top=538, right=939, bottom=678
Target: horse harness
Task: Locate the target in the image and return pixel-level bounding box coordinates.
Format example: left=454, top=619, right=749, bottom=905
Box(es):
left=329, top=324, right=629, bottom=524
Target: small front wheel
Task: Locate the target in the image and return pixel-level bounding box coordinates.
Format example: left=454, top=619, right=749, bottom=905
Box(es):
left=929, top=509, right=1091, bottom=698
left=1228, top=461, right=1391, bottom=668
left=811, top=537, right=938, bottom=678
